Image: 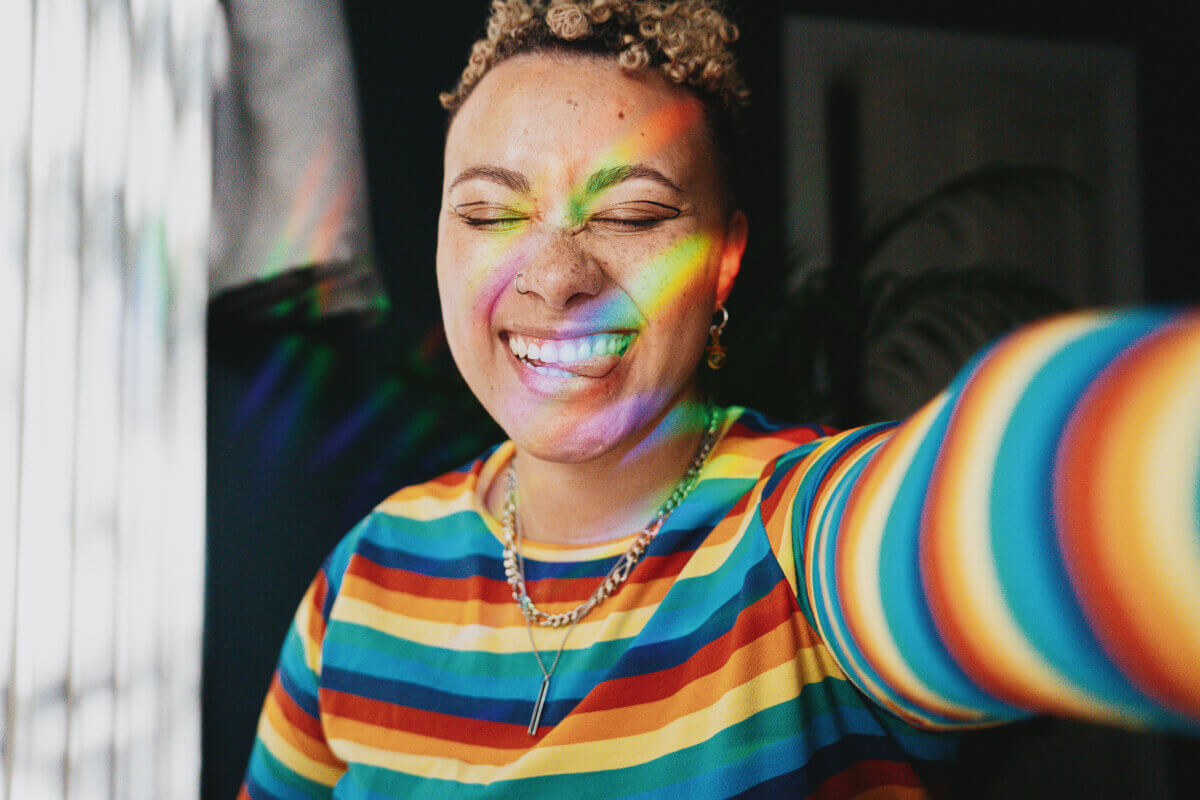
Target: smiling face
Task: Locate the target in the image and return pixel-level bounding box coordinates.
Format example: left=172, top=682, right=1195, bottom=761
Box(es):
left=437, top=53, right=746, bottom=463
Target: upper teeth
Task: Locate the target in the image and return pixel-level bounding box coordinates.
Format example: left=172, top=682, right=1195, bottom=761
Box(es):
left=508, top=332, right=631, bottom=364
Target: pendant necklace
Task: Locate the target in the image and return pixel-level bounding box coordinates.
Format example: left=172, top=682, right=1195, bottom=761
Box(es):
left=501, top=404, right=722, bottom=734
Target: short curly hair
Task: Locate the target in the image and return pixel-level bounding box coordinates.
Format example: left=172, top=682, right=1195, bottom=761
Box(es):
left=440, top=0, right=750, bottom=212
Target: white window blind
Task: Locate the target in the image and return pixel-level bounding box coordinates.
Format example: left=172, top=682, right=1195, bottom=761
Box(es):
left=1, top=0, right=216, bottom=797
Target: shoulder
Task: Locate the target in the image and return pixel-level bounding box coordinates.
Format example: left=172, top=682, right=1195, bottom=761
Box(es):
left=318, top=444, right=506, bottom=598
left=716, top=406, right=837, bottom=478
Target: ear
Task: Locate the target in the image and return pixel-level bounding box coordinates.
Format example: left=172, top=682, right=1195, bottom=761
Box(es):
left=715, top=210, right=747, bottom=307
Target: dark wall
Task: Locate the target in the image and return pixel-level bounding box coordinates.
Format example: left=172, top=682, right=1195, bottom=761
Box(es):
left=203, top=2, right=1199, bottom=798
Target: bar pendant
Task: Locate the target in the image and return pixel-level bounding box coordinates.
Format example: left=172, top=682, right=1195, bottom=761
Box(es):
left=528, top=675, right=550, bottom=735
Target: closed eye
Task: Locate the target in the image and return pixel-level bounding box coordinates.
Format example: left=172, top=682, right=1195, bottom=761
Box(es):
left=587, top=201, right=682, bottom=232
left=453, top=202, right=528, bottom=231
left=463, top=217, right=525, bottom=229
left=588, top=217, right=663, bottom=231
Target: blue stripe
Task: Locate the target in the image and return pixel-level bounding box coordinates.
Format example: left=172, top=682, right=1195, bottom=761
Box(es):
left=991, top=314, right=1174, bottom=721
left=278, top=628, right=321, bottom=718
left=879, top=388, right=1016, bottom=718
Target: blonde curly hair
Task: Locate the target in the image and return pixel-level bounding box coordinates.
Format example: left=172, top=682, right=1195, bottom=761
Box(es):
left=440, top=1, right=749, bottom=211
left=439, top=0, right=749, bottom=113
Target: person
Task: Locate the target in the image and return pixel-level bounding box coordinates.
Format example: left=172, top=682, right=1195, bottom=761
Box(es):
left=238, top=2, right=1200, bottom=798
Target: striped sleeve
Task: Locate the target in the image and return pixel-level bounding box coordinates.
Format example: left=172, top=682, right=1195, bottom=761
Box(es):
left=240, top=529, right=361, bottom=799
left=791, top=308, right=1200, bottom=732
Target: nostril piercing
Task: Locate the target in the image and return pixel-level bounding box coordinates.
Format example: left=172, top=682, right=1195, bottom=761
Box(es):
left=514, top=272, right=530, bottom=295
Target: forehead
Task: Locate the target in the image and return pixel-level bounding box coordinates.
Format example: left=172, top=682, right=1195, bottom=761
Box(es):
left=443, top=54, right=713, bottom=188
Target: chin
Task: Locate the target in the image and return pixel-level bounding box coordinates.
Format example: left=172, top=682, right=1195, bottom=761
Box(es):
left=499, top=388, right=682, bottom=464
left=504, top=406, right=627, bottom=463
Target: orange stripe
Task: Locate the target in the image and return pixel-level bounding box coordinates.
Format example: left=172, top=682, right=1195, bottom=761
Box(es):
left=322, top=689, right=532, bottom=761
left=303, top=571, right=329, bottom=644
left=1057, top=316, right=1200, bottom=718
left=265, top=681, right=344, bottom=768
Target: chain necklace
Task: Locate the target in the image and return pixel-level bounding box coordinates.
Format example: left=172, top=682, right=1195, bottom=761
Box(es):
left=501, top=404, right=723, bottom=734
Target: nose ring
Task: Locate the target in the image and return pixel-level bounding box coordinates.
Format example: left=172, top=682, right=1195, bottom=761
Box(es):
left=514, top=272, right=530, bottom=295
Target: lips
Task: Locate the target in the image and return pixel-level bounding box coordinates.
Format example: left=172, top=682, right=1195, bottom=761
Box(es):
left=506, top=330, right=634, bottom=379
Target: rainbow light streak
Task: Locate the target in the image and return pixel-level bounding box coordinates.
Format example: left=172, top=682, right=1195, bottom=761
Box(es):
left=415, top=325, right=446, bottom=366
left=258, top=138, right=362, bottom=319
left=310, top=377, right=405, bottom=470
left=308, top=174, right=355, bottom=264
left=619, top=394, right=715, bottom=466
left=233, top=336, right=303, bottom=431
left=259, top=344, right=332, bottom=465
left=587, top=98, right=703, bottom=179
left=388, top=408, right=439, bottom=459
left=262, top=137, right=335, bottom=278
left=623, top=230, right=714, bottom=318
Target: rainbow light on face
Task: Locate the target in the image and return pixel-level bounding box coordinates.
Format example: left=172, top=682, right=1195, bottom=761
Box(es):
left=445, top=95, right=728, bottom=454
left=622, top=230, right=715, bottom=319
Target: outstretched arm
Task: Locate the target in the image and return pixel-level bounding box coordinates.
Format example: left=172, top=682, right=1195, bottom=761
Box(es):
left=793, top=308, right=1200, bottom=732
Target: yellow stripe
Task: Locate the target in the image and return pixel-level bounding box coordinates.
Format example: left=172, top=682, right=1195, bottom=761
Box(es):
left=257, top=707, right=344, bottom=786
left=838, top=394, right=984, bottom=721
left=296, top=584, right=323, bottom=675
left=1102, top=337, right=1200, bottom=692
left=771, top=468, right=801, bottom=599
left=517, top=533, right=642, bottom=562
left=1137, top=352, right=1200, bottom=655
left=377, top=491, right=477, bottom=521
left=706, top=451, right=772, bottom=480
left=335, top=592, right=657, bottom=652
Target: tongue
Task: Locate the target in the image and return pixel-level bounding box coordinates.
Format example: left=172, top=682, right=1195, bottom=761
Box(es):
left=526, top=353, right=621, bottom=378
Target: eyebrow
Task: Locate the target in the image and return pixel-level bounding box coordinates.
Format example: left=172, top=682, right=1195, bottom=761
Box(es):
left=447, top=163, right=682, bottom=197
left=447, top=165, right=532, bottom=195
left=581, top=164, right=682, bottom=196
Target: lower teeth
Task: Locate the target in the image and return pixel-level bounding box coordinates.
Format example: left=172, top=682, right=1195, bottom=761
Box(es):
left=526, top=362, right=575, bottom=378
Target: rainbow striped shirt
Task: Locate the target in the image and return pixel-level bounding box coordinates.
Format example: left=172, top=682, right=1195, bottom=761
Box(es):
left=241, top=309, right=1200, bottom=799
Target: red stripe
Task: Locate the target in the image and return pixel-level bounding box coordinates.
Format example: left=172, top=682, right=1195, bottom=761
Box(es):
left=321, top=687, right=536, bottom=749
left=1055, top=323, right=1200, bottom=717
left=270, top=673, right=327, bottom=743
left=577, top=579, right=807, bottom=712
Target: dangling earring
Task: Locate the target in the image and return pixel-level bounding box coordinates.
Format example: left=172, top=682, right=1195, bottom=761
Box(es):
left=706, top=305, right=729, bottom=370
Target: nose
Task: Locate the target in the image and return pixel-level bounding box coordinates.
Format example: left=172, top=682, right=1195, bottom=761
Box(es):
left=516, top=230, right=604, bottom=309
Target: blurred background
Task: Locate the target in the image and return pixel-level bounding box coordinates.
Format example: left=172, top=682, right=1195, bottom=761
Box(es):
left=3, top=0, right=1198, bottom=798
left=206, top=1, right=1199, bottom=797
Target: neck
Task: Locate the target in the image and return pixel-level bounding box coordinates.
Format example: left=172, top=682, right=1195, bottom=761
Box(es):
left=496, top=391, right=717, bottom=545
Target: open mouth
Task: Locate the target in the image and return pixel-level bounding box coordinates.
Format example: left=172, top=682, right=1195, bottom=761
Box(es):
left=506, top=331, right=634, bottom=379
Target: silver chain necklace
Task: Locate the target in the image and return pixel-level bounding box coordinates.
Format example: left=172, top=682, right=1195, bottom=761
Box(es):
left=501, top=404, right=722, bottom=734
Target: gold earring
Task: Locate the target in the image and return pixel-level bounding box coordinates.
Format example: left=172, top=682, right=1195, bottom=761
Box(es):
left=706, top=305, right=729, bottom=370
